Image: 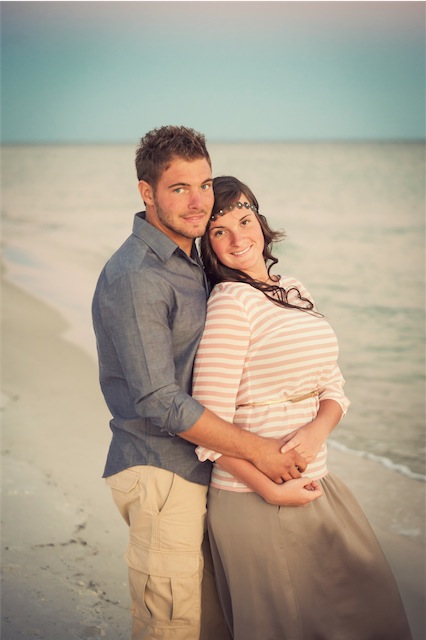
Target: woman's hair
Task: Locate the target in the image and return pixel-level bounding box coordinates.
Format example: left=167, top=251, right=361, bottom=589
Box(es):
left=201, top=176, right=317, bottom=314
left=135, top=125, right=211, bottom=187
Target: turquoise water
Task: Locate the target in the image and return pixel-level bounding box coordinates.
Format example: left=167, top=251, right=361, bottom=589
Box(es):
left=1, top=142, right=424, bottom=478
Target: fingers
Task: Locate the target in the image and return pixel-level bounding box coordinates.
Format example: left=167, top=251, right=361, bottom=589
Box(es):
left=294, top=454, right=307, bottom=472
left=286, top=466, right=303, bottom=481
left=269, top=446, right=307, bottom=482
left=280, top=448, right=307, bottom=471
left=280, top=440, right=298, bottom=454
left=292, top=478, right=319, bottom=490
left=303, top=479, right=319, bottom=491
left=278, top=478, right=323, bottom=507
left=278, top=466, right=303, bottom=482
left=302, top=491, right=322, bottom=505
left=303, top=479, right=323, bottom=501
left=307, top=487, right=322, bottom=501
left=290, top=466, right=303, bottom=479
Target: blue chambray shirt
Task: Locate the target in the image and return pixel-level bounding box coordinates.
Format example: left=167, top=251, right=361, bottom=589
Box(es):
left=92, top=212, right=212, bottom=485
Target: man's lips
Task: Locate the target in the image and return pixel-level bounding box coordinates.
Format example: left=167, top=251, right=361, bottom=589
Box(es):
left=183, top=213, right=207, bottom=223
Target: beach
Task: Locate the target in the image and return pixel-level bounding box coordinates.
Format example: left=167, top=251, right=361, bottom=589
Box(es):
left=1, top=275, right=425, bottom=640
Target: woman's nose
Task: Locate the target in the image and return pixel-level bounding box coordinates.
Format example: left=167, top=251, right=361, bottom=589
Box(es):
left=229, top=229, right=243, bottom=245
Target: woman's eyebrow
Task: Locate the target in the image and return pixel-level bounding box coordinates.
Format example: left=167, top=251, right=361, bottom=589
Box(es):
left=210, top=212, right=252, bottom=229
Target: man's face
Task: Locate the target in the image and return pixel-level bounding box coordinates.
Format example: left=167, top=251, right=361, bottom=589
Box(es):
left=139, top=157, right=214, bottom=254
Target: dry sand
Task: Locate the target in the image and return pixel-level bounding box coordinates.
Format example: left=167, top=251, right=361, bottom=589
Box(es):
left=1, top=278, right=425, bottom=640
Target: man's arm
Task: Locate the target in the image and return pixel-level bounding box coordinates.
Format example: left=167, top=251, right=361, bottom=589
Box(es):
left=100, top=271, right=305, bottom=482
left=179, top=407, right=306, bottom=483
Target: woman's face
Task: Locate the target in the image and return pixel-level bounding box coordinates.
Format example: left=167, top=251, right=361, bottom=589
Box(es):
left=208, top=194, right=268, bottom=280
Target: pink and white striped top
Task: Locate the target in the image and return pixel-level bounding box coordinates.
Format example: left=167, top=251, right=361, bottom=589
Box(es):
left=192, top=276, right=350, bottom=491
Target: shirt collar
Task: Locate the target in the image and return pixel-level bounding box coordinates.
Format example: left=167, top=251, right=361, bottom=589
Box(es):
left=132, top=211, right=199, bottom=264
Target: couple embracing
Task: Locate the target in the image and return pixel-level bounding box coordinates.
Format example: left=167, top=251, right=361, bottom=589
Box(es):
left=92, top=125, right=412, bottom=640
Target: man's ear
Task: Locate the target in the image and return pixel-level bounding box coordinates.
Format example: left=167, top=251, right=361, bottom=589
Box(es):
left=138, top=180, right=154, bottom=206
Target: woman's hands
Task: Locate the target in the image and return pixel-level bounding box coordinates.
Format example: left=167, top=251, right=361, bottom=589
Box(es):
left=264, top=477, right=323, bottom=506
left=217, top=455, right=322, bottom=508
left=280, top=398, right=344, bottom=463
left=280, top=421, right=327, bottom=464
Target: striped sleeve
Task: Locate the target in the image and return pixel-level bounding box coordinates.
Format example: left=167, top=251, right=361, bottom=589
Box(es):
left=193, top=290, right=250, bottom=462
left=319, top=364, right=351, bottom=415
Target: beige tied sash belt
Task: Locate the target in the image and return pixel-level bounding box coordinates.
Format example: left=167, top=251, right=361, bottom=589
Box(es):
left=236, top=389, right=319, bottom=409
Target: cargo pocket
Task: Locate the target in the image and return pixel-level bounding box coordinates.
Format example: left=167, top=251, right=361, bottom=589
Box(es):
left=126, top=541, right=201, bottom=626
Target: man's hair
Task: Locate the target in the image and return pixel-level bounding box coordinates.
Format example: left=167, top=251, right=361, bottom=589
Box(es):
left=135, top=125, right=211, bottom=187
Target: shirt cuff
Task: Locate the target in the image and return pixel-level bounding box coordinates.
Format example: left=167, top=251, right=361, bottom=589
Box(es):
left=195, top=445, right=223, bottom=463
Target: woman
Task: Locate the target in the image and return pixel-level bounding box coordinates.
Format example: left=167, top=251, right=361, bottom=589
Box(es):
left=192, top=176, right=412, bottom=640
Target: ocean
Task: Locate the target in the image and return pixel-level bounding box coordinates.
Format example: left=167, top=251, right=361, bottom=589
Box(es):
left=1, top=142, right=425, bottom=480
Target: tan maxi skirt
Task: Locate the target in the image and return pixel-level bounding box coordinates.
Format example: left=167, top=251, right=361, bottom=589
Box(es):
left=207, top=472, right=412, bottom=640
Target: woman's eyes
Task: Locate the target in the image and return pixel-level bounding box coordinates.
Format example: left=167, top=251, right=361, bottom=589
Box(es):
left=212, top=220, right=250, bottom=238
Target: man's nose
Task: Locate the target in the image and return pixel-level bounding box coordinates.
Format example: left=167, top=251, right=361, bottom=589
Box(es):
left=189, top=190, right=202, bottom=209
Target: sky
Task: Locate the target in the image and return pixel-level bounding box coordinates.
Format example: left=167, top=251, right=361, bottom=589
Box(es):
left=1, top=1, right=425, bottom=143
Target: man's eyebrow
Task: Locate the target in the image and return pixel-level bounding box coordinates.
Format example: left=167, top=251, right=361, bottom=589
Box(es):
left=168, top=182, right=189, bottom=188
left=168, top=178, right=213, bottom=189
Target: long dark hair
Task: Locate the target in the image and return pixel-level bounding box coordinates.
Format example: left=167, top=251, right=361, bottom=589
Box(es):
left=201, top=176, right=318, bottom=314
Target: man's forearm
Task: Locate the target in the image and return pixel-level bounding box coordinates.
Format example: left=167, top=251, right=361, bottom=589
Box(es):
left=180, top=407, right=261, bottom=462
left=179, top=407, right=306, bottom=483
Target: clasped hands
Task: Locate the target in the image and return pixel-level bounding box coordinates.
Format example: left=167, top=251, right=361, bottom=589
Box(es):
left=255, top=422, right=325, bottom=506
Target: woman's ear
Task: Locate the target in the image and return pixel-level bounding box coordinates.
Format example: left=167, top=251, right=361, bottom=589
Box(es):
left=138, top=180, right=154, bottom=206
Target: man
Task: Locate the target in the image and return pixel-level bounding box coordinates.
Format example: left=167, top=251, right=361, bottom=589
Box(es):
left=92, top=126, right=305, bottom=640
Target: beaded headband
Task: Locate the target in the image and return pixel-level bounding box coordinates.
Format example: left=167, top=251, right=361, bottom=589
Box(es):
left=210, top=200, right=258, bottom=221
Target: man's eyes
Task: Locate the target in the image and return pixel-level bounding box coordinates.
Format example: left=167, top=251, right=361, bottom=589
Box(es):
left=173, top=183, right=212, bottom=194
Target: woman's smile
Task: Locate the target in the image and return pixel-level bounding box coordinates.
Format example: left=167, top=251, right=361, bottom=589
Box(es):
left=209, top=194, right=269, bottom=280
left=231, top=244, right=252, bottom=257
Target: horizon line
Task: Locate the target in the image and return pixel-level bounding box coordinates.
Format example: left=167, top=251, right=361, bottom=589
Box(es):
left=1, top=137, right=425, bottom=147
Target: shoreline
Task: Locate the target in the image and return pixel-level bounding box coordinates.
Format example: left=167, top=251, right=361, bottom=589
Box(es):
left=1, top=277, right=425, bottom=639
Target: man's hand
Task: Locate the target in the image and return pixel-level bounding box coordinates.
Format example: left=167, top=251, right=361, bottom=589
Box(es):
left=250, top=437, right=307, bottom=483
left=180, top=408, right=308, bottom=483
